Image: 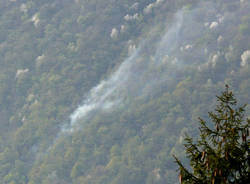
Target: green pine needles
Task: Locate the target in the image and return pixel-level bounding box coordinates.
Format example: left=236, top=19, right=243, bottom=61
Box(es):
left=174, top=86, right=250, bottom=184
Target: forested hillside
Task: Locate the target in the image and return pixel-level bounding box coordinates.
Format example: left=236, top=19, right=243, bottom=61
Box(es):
left=0, top=0, right=249, bottom=183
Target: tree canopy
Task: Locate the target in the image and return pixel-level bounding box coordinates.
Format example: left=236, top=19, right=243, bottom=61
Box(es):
left=174, top=86, right=250, bottom=184
left=0, top=0, right=249, bottom=183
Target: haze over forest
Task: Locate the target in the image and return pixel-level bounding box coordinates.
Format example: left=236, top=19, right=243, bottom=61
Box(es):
left=0, top=0, right=249, bottom=183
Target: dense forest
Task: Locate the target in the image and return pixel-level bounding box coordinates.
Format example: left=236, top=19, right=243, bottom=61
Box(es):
left=0, top=0, right=249, bottom=183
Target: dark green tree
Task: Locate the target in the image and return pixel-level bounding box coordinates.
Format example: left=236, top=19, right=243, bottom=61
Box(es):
left=174, top=86, right=249, bottom=184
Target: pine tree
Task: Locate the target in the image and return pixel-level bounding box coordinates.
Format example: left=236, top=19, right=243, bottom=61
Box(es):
left=174, top=86, right=249, bottom=184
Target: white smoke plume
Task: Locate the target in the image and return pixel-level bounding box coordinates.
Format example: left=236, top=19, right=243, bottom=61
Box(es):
left=31, top=3, right=249, bottom=177
left=67, top=48, right=141, bottom=132
left=154, top=11, right=184, bottom=64
left=41, top=1, right=236, bottom=139
left=62, top=10, right=186, bottom=133
left=63, top=4, right=228, bottom=133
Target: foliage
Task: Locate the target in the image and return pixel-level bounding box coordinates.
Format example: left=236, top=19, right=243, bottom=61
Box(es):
left=174, top=86, right=250, bottom=184
left=0, top=0, right=249, bottom=183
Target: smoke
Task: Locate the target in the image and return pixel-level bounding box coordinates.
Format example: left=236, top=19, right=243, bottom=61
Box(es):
left=154, top=11, right=184, bottom=64
left=61, top=10, right=187, bottom=133
left=45, top=1, right=238, bottom=141
left=21, top=1, right=250, bottom=183
left=63, top=5, right=220, bottom=133
left=28, top=2, right=250, bottom=182
left=36, top=0, right=244, bottom=161
left=66, top=48, right=141, bottom=132
left=65, top=1, right=244, bottom=133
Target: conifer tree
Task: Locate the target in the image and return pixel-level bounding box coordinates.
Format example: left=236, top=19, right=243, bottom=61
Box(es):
left=174, top=86, right=249, bottom=184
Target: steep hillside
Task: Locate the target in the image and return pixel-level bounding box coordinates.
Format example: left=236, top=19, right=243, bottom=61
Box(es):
left=0, top=0, right=249, bottom=183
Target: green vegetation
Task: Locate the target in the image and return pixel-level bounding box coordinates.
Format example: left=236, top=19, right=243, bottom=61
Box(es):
left=0, top=0, right=249, bottom=183
left=174, top=86, right=249, bottom=184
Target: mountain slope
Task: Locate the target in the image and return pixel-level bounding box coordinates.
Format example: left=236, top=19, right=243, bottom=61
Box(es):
left=0, top=0, right=249, bottom=183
